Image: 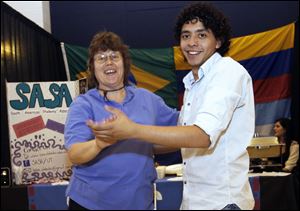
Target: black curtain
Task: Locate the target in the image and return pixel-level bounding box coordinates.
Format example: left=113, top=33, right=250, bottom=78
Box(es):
left=291, top=19, right=299, bottom=141
left=1, top=2, right=67, bottom=168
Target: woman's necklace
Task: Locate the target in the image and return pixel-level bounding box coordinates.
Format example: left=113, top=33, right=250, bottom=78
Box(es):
left=98, top=86, right=125, bottom=101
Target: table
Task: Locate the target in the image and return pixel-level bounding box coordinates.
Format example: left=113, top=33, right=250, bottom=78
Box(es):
left=154, top=172, right=299, bottom=210
left=27, top=182, right=69, bottom=210
left=1, top=173, right=298, bottom=210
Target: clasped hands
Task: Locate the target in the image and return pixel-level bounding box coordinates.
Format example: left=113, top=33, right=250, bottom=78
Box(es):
left=86, top=105, right=136, bottom=148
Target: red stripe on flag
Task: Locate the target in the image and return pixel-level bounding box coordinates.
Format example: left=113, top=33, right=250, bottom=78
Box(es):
left=177, top=74, right=290, bottom=107
left=12, top=116, right=45, bottom=138
left=253, top=74, right=291, bottom=103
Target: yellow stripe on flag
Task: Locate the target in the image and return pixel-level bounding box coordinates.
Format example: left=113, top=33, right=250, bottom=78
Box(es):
left=76, top=70, right=89, bottom=79
left=227, top=23, right=295, bottom=61
left=131, top=64, right=170, bottom=92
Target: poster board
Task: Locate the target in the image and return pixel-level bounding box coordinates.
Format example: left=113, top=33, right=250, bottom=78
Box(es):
left=6, top=79, right=87, bottom=185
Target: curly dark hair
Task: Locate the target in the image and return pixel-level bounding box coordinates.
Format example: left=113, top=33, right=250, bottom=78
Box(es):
left=174, top=2, right=232, bottom=56
left=87, top=31, right=131, bottom=89
left=274, top=118, right=294, bottom=162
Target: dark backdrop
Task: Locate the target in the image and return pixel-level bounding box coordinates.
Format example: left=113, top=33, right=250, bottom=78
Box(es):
left=50, top=1, right=299, bottom=48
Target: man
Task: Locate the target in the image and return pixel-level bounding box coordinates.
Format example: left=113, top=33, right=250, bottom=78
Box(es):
left=88, top=2, right=255, bottom=210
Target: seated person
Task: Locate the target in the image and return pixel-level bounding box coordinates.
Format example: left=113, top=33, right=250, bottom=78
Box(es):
left=273, top=118, right=299, bottom=172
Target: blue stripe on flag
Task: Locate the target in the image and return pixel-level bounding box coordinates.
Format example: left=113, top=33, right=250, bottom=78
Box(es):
left=240, top=49, right=292, bottom=80
left=255, top=98, right=291, bottom=125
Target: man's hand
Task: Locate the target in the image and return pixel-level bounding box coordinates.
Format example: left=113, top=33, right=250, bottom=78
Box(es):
left=86, top=106, right=137, bottom=142
left=86, top=118, right=117, bottom=149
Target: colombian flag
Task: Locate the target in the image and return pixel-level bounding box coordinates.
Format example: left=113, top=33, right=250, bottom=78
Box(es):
left=174, top=23, right=295, bottom=136
left=63, top=22, right=295, bottom=136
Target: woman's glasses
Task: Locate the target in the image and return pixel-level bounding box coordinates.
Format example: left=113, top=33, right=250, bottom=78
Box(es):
left=94, top=52, right=122, bottom=64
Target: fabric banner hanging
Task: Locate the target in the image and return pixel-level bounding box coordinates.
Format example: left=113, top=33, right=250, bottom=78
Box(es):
left=174, top=22, right=295, bottom=136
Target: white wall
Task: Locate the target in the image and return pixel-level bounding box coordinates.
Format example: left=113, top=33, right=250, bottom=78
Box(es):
left=3, top=1, right=51, bottom=33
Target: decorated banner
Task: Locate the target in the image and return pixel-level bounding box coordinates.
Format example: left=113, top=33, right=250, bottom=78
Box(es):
left=6, top=79, right=87, bottom=185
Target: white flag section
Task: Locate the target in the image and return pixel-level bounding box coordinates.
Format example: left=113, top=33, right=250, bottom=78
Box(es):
left=6, top=79, right=87, bottom=185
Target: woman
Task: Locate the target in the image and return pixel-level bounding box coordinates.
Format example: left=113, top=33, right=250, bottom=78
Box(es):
left=273, top=118, right=299, bottom=172
left=64, top=31, right=178, bottom=210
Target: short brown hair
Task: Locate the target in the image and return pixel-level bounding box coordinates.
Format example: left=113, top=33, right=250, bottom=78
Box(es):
left=87, top=31, right=131, bottom=88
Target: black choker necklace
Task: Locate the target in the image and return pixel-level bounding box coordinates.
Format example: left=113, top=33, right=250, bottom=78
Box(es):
left=98, top=86, right=125, bottom=101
